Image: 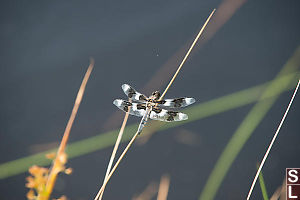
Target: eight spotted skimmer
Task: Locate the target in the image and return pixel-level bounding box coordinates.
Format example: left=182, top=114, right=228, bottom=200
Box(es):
left=113, top=84, right=195, bottom=134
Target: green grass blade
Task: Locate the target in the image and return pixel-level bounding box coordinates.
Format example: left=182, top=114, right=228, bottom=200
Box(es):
left=199, top=46, right=300, bottom=200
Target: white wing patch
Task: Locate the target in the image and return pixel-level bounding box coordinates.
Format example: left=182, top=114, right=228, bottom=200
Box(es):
left=161, top=97, right=195, bottom=108
left=150, top=108, right=188, bottom=122
left=122, top=84, right=148, bottom=102
left=113, top=99, right=146, bottom=117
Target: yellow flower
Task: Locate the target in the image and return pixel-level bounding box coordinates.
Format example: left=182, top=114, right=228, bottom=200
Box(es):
left=25, top=176, right=36, bottom=188
left=64, top=168, right=72, bottom=175
left=26, top=189, right=36, bottom=200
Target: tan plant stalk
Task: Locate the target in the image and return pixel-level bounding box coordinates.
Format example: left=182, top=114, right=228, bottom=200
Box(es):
left=246, top=79, right=300, bottom=200
left=270, top=176, right=286, bottom=200
left=157, top=174, right=171, bottom=200
left=142, top=0, right=244, bottom=96
left=159, top=9, right=216, bottom=100
left=96, top=9, right=216, bottom=198
left=39, top=59, right=94, bottom=200
left=95, top=104, right=131, bottom=200
left=98, top=128, right=140, bottom=196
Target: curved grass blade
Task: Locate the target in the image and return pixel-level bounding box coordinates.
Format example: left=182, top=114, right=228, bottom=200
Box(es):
left=199, top=47, right=300, bottom=200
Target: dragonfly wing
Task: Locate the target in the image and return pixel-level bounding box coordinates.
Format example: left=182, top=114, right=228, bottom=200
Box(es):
left=113, top=99, right=146, bottom=117
left=122, top=84, right=148, bottom=102
left=150, top=107, right=188, bottom=122
left=159, top=97, right=195, bottom=108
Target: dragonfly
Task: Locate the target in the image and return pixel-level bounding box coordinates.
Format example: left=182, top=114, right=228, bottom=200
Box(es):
left=113, top=84, right=195, bottom=134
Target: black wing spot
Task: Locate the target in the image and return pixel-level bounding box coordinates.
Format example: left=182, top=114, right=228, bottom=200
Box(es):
left=152, top=107, right=162, bottom=113
left=122, top=101, right=132, bottom=112
left=139, top=95, right=147, bottom=101
left=127, top=88, right=136, bottom=98
left=167, top=111, right=178, bottom=121
left=156, top=100, right=166, bottom=104
left=137, top=104, right=146, bottom=110
left=123, top=101, right=132, bottom=106
left=172, top=98, right=184, bottom=107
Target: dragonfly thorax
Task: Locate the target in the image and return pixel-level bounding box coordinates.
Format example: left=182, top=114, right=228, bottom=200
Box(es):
left=146, top=101, right=157, bottom=107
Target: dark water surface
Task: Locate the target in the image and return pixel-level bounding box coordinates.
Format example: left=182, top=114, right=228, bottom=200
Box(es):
left=0, top=0, right=299, bottom=199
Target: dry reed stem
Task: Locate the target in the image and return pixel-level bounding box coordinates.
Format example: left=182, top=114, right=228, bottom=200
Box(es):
left=270, top=188, right=281, bottom=200
left=143, top=0, right=243, bottom=95
left=136, top=9, right=216, bottom=144
left=270, top=177, right=286, bottom=200
left=157, top=174, right=171, bottom=200
left=201, top=0, right=247, bottom=43
left=246, top=79, right=300, bottom=200
left=98, top=129, right=140, bottom=195
left=97, top=9, right=216, bottom=197
left=95, top=104, right=131, bottom=200
left=159, top=9, right=216, bottom=100
left=41, top=59, right=94, bottom=199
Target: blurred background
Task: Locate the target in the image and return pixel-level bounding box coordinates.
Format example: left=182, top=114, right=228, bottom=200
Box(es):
left=0, top=0, right=299, bottom=199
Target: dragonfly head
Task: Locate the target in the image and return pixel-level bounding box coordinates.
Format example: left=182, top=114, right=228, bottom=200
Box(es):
left=151, top=91, right=161, bottom=100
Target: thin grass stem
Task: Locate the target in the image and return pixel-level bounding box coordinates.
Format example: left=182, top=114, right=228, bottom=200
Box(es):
left=159, top=9, right=216, bottom=100
left=270, top=177, right=286, bottom=200
left=95, top=105, right=131, bottom=200
left=157, top=174, right=170, bottom=200
left=246, top=79, right=300, bottom=200
left=41, top=59, right=94, bottom=199
left=98, top=130, right=140, bottom=195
